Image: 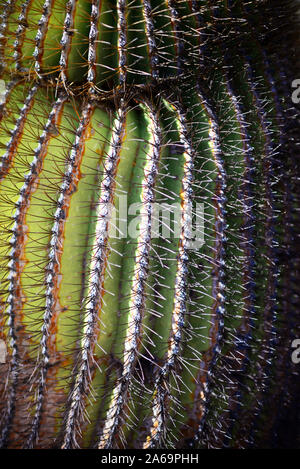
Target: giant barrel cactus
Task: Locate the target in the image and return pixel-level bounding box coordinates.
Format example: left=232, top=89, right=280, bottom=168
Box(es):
left=0, top=0, right=299, bottom=449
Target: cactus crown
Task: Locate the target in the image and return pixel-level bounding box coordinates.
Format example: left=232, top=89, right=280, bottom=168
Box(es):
left=0, top=0, right=299, bottom=449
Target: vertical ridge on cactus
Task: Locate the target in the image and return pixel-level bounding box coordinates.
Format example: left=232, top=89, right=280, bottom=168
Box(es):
left=0, top=0, right=299, bottom=449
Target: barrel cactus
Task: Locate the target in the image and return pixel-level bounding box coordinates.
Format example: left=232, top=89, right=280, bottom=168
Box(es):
left=0, top=0, right=299, bottom=449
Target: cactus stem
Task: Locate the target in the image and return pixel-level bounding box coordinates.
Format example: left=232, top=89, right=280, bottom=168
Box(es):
left=0, top=92, right=66, bottom=448
left=143, top=101, right=194, bottom=448
left=236, top=57, right=278, bottom=444
left=191, top=85, right=227, bottom=445
left=24, top=98, right=93, bottom=449
left=61, top=100, right=127, bottom=449
left=167, top=0, right=185, bottom=75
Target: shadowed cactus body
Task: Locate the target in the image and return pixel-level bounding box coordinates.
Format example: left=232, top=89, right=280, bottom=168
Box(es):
left=0, top=0, right=299, bottom=449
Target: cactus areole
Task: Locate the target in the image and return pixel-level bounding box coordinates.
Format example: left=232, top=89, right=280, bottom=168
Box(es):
left=0, top=0, right=299, bottom=449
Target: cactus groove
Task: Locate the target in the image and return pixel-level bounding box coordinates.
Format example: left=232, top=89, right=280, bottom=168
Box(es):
left=0, top=0, right=299, bottom=449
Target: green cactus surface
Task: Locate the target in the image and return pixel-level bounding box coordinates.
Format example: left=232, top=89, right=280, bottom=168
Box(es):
left=0, top=0, right=299, bottom=449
